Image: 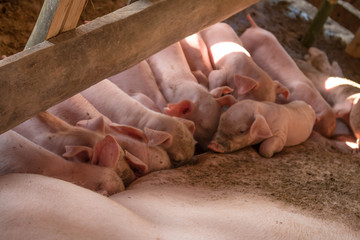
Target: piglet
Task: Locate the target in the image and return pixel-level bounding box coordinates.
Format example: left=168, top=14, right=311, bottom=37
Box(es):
left=240, top=15, right=335, bottom=137
left=81, top=79, right=196, bottom=166
left=48, top=93, right=172, bottom=175
left=13, top=111, right=136, bottom=186
left=147, top=42, right=236, bottom=148
left=109, top=60, right=168, bottom=112
left=200, top=22, right=289, bottom=102
left=180, top=32, right=213, bottom=88
left=0, top=130, right=124, bottom=195
left=296, top=59, right=360, bottom=145
left=208, top=100, right=316, bottom=158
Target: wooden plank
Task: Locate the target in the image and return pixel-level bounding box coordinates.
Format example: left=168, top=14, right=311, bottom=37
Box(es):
left=346, top=27, right=360, bottom=58
left=0, top=0, right=258, bottom=134
left=306, top=0, right=360, bottom=33
left=47, top=0, right=87, bottom=38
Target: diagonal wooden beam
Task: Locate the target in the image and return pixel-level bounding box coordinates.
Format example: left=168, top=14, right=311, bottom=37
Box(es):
left=0, top=0, right=258, bottom=134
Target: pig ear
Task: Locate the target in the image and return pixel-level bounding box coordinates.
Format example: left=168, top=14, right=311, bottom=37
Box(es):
left=234, top=74, right=258, bottom=95
left=144, top=127, right=173, bottom=148
left=124, top=150, right=149, bottom=177
left=174, top=117, right=196, bottom=135
left=63, top=145, right=93, bottom=162
left=76, top=116, right=107, bottom=134
left=250, top=114, right=273, bottom=139
left=164, top=100, right=195, bottom=117
left=109, top=123, right=148, bottom=143
left=216, top=94, right=237, bottom=108
left=91, top=135, right=123, bottom=169
left=274, top=80, right=290, bottom=100
left=208, top=69, right=227, bottom=90
left=209, top=86, right=234, bottom=97
left=192, top=70, right=209, bottom=88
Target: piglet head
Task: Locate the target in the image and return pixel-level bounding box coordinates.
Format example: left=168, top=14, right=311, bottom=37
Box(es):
left=63, top=135, right=136, bottom=186
left=208, top=101, right=273, bottom=153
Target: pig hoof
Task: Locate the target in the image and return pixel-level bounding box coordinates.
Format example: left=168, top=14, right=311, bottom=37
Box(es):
left=259, top=150, right=274, bottom=158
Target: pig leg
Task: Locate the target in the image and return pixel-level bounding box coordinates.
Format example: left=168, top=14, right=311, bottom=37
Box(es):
left=258, top=136, right=286, bottom=158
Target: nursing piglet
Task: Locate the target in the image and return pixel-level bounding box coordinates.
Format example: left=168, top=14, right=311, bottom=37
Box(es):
left=13, top=111, right=136, bottom=186
left=180, top=33, right=213, bottom=88
left=147, top=42, right=236, bottom=148
left=109, top=60, right=168, bottom=112
left=208, top=100, right=316, bottom=158
left=240, top=15, right=335, bottom=137
left=296, top=59, right=360, bottom=145
left=0, top=130, right=124, bottom=195
left=48, top=94, right=172, bottom=175
left=81, top=79, right=196, bottom=166
left=200, top=22, right=289, bottom=102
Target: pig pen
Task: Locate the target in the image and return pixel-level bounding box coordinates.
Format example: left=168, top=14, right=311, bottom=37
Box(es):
left=0, top=0, right=360, bottom=239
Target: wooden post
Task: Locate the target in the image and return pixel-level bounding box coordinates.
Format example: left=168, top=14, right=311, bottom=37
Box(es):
left=25, top=0, right=87, bottom=49
left=301, top=0, right=337, bottom=48
left=346, top=27, right=360, bottom=58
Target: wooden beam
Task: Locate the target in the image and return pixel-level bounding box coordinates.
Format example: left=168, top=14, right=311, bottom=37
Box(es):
left=0, top=0, right=258, bottom=134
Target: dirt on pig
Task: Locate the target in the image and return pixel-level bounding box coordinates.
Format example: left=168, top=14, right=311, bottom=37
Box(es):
left=1, top=0, right=360, bottom=233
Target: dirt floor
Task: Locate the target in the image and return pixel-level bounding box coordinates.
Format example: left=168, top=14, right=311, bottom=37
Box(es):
left=1, top=0, right=359, bottom=233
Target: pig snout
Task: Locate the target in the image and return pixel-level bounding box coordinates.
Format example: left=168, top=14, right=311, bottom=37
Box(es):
left=208, top=141, right=226, bottom=153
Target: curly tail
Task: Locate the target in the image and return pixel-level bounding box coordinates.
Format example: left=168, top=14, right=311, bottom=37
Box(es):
left=246, top=14, right=258, bottom=28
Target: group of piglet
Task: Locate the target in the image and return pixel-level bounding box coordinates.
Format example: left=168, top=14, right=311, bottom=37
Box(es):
left=1, top=14, right=359, bottom=196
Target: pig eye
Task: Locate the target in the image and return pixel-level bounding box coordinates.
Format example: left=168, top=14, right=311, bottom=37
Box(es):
left=239, top=129, right=247, bottom=134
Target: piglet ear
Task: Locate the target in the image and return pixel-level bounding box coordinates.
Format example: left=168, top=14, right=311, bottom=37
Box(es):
left=174, top=117, right=196, bottom=135
left=124, top=150, right=149, bottom=177
left=110, top=123, right=148, bottom=143
left=274, top=80, right=290, bottom=100
left=63, top=145, right=93, bottom=162
left=250, top=114, right=273, bottom=139
left=209, top=86, right=234, bottom=97
left=76, top=116, right=107, bottom=134
left=234, top=74, right=258, bottom=95
left=216, top=94, right=237, bottom=108
left=91, top=135, right=123, bottom=169
left=144, top=127, right=173, bottom=148
left=164, top=100, right=195, bottom=118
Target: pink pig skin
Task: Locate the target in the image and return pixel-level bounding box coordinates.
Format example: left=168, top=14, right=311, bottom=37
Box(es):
left=48, top=94, right=172, bottom=175
left=200, top=22, right=289, bottom=102
left=12, top=111, right=136, bottom=186
left=296, top=59, right=360, bottom=144
left=240, top=15, right=335, bottom=138
left=0, top=130, right=124, bottom=195
left=147, top=42, right=236, bottom=149
left=81, top=79, right=196, bottom=166
left=108, top=60, right=168, bottom=112
left=209, top=100, right=316, bottom=158
left=180, top=33, right=213, bottom=88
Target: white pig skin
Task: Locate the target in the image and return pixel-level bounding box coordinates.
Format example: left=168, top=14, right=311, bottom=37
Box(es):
left=209, top=100, right=316, bottom=157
